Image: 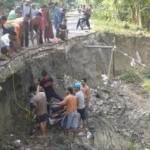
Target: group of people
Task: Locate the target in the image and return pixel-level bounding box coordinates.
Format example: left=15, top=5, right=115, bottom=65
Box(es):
left=76, top=4, right=92, bottom=30
left=29, top=70, right=91, bottom=136
left=0, top=0, right=68, bottom=60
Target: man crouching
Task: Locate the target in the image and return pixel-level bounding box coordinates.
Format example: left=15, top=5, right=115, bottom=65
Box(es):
left=30, top=85, right=48, bottom=137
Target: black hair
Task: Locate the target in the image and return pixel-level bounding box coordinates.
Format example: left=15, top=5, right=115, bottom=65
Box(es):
left=67, top=87, right=74, bottom=94
left=42, top=5, right=47, bottom=8
left=1, top=16, right=7, bottom=21
left=54, top=2, right=58, bottom=6
left=29, top=85, right=36, bottom=93
left=36, top=12, right=42, bottom=16
left=9, top=30, right=16, bottom=36
left=41, top=70, right=48, bottom=77
left=82, top=78, right=87, bottom=82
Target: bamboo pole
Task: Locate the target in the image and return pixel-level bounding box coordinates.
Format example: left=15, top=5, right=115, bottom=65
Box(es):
left=107, top=37, right=116, bottom=81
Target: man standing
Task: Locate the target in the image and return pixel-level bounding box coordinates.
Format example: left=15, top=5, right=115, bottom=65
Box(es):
left=81, top=78, right=91, bottom=108
left=22, top=0, right=31, bottom=17
left=53, top=3, right=61, bottom=37
left=74, top=82, right=86, bottom=128
left=30, top=85, right=48, bottom=136
left=21, top=14, right=30, bottom=47
left=58, top=87, right=80, bottom=134
left=84, top=5, right=92, bottom=30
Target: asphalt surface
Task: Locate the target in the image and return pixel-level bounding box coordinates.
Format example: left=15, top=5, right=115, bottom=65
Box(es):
left=67, top=10, right=93, bottom=38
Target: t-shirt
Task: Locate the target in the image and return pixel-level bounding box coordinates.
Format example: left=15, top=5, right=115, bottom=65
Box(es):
left=22, top=4, right=31, bottom=17
left=1, top=33, right=10, bottom=47
left=7, top=10, right=17, bottom=20
left=75, top=91, right=85, bottom=109
left=40, top=76, right=62, bottom=100
left=31, top=92, right=47, bottom=116
left=63, top=94, right=77, bottom=113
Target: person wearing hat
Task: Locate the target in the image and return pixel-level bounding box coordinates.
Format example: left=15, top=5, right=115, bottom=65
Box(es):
left=74, top=82, right=86, bottom=129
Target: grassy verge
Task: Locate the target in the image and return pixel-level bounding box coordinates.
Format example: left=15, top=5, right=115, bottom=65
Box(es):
left=91, top=14, right=150, bottom=37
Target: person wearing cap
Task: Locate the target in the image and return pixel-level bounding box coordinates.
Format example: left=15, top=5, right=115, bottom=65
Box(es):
left=74, top=82, right=86, bottom=128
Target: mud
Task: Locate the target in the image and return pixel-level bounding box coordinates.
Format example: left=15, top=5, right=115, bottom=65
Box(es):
left=0, top=32, right=150, bottom=149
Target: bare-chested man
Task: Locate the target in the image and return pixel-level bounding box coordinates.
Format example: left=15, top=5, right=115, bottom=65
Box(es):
left=81, top=78, right=91, bottom=108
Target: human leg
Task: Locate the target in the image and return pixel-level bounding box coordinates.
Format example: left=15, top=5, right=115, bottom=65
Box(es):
left=77, top=108, right=86, bottom=128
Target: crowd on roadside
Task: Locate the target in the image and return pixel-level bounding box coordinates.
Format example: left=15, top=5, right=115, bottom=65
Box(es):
left=29, top=70, right=91, bottom=137
left=0, top=0, right=68, bottom=60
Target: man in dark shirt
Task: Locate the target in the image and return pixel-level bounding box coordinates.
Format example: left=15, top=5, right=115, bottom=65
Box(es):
left=40, top=70, right=63, bottom=102
left=21, top=14, right=30, bottom=47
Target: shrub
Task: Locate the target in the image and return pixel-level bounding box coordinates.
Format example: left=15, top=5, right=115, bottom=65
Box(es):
left=120, top=70, right=142, bottom=83
left=143, top=79, right=150, bottom=92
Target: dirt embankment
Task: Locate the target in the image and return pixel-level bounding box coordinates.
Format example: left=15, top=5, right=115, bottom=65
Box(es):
left=0, top=32, right=150, bottom=149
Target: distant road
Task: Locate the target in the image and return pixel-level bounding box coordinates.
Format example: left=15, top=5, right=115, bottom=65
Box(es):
left=66, top=10, right=93, bottom=38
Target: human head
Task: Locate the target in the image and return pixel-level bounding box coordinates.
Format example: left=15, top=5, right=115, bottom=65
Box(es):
left=1, top=16, right=7, bottom=24
left=36, top=12, right=42, bottom=18
left=41, top=70, right=48, bottom=77
left=54, top=2, right=58, bottom=7
left=29, top=85, right=36, bottom=94
left=31, top=4, right=36, bottom=9
left=25, top=0, right=31, bottom=6
left=67, top=87, right=74, bottom=95
left=73, top=82, right=81, bottom=92
left=81, top=78, right=87, bottom=86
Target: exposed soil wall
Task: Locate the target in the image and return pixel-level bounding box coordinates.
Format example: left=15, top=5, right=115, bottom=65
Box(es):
left=0, top=32, right=150, bottom=149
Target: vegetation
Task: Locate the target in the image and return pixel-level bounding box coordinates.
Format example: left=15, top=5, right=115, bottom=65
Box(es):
left=120, top=69, right=142, bottom=84
left=78, top=0, right=150, bottom=32
left=143, top=79, right=150, bottom=92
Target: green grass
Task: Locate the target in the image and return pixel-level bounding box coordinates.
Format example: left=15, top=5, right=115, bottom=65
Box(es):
left=120, top=69, right=142, bottom=84
left=91, top=17, right=150, bottom=37
left=143, top=79, right=150, bottom=92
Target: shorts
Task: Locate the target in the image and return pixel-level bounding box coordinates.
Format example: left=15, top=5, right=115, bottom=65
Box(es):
left=36, top=113, right=48, bottom=124
left=77, top=108, right=86, bottom=121
left=61, top=111, right=80, bottom=129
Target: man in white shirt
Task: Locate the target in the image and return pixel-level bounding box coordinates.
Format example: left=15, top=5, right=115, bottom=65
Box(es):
left=74, top=82, right=86, bottom=128
left=22, top=0, right=31, bottom=17
left=0, top=31, right=17, bottom=58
